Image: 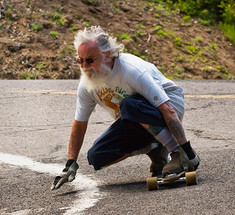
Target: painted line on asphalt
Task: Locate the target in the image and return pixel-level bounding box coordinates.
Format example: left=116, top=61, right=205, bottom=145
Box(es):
left=185, top=94, right=235, bottom=99
left=6, top=90, right=77, bottom=95
left=6, top=89, right=235, bottom=99
left=0, top=152, right=100, bottom=215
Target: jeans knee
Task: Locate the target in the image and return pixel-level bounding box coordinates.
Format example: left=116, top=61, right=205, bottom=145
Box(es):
left=87, top=147, right=99, bottom=169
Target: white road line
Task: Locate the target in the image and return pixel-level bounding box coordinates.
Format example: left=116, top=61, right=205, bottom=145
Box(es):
left=0, top=152, right=100, bottom=215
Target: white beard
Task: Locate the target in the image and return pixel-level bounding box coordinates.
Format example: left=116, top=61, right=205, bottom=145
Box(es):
left=80, top=62, right=112, bottom=92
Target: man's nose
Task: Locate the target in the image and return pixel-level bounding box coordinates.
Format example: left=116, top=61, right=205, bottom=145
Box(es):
left=81, top=61, right=90, bottom=68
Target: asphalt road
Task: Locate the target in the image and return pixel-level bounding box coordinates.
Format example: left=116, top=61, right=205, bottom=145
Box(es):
left=0, top=80, right=234, bottom=215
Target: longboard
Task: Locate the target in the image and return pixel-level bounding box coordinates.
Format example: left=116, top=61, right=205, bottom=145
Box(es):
left=147, top=171, right=198, bottom=191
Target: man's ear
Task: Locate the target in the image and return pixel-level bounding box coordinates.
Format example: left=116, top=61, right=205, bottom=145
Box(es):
left=104, top=51, right=111, bottom=58
left=104, top=51, right=113, bottom=64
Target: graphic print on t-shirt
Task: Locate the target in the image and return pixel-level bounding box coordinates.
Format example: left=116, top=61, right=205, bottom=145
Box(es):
left=96, top=87, right=129, bottom=119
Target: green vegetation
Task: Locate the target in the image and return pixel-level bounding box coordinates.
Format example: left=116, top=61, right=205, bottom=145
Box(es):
left=216, top=65, right=233, bottom=79
left=186, top=45, right=200, bottom=55
left=183, top=15, right=191, bottom=22
left=211, top=43, right=218, bottom=50
left=70, top=24, right=77, bottom=34
left=194, top=36, right=203, bottom=43
left=36, top=63, right=46, bottom=71
left=61, top=46, right=76, bottom=54
left=177, top=55, right=185, bottom=63
left=155, top=13, right=160, bottom=18
left=51, top=4, right=63, bottom=13
left=51, top=12, right=64, bottom=26
left=20, top=70, right=37, bottom=79
left=161, top=0, right=235, bottom=43
left=135, top=30, right=144, bottom=37
left=49, top=31, right=59, bottom=39
left=202, top=65, right=233, bottom=79
left=31, top=24, right=44, bottom=31
left=174, top=37, right=182, bottom=48
left=154, top=25, right=162, bottom=31
left=157, top=29, right=167, bottom=37
left=220, top=22, right=235, bottom=44
left=83, top=21, right=91, bottom=27
left=52, top=12, right=61, bottom=20
left=137, top=24, right=145, bottom=29
left=0, top=0, right=233, bottom=80
left=126, top=48, right=146, bottom=60
left=117, top=33, right=133, bottom=41
left=4, top=3, right=13, bottom=22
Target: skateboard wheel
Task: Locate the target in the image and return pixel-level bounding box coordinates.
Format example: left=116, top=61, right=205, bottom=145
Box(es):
left=185, top=171, right=198, bottom=186
left=147, top=177, right=159, bottom=191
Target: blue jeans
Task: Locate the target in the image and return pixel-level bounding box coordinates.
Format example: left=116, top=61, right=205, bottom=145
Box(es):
left=87, top=94, right=166, bottom=170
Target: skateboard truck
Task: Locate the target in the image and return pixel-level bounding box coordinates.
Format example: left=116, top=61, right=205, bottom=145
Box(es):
left=146, top=171, right=198, bottom=191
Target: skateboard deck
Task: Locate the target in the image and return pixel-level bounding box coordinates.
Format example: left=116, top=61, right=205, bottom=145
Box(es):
left=146, top=171, right=198, bottom=191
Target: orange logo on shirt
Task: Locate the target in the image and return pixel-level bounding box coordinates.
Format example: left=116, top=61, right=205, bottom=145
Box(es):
left=96, top=87, right=128, bottom=119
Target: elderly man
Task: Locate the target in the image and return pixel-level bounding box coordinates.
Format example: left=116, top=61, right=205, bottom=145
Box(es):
left=51, top=26, right=200, bottom=190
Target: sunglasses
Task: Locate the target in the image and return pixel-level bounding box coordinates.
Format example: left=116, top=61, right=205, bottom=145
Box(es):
left=76, top=55, right=99, bottom=65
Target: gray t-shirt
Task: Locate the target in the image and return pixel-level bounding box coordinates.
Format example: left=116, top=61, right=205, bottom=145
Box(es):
left=75, top=53, right=185, bottom=121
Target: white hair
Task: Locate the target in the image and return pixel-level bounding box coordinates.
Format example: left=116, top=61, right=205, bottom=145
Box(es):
left=74, top=26, right=124, bottom=58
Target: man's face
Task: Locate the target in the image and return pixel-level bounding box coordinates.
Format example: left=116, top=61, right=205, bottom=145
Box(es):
left=77, top=41, right=112, bottom=92
left=77, top=41, right=103, bottom=78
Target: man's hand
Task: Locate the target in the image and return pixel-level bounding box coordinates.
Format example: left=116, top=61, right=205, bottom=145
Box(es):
left=51, top=159, right=79, bottom=190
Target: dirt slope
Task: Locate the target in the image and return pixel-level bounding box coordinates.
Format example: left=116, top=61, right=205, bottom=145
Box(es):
left=0, top=0, right=234, bottom=80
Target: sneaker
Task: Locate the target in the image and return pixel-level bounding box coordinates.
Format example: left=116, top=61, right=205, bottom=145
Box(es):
left=147, top=144, right=168, bottom=177
left=162, top=147, right=200, bottom=177
left=162, top=151, right=184, bottom=176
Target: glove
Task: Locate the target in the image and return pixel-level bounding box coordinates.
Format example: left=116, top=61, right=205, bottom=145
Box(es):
left=51, top=159, right=79, bottom=190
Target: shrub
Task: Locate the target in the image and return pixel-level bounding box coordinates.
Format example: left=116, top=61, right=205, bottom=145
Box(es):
left=162, top=0, right=235, bottom=43
left=220, top=22, right=235, bottom=44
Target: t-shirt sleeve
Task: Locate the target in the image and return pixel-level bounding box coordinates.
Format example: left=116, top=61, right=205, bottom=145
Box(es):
left=75, top=84, right=96, bottom=121
left=128, top=71, right=170, bottom=107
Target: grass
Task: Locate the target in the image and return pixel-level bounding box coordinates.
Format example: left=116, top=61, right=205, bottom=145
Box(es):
left=220, top=23, right=235, bottom=44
